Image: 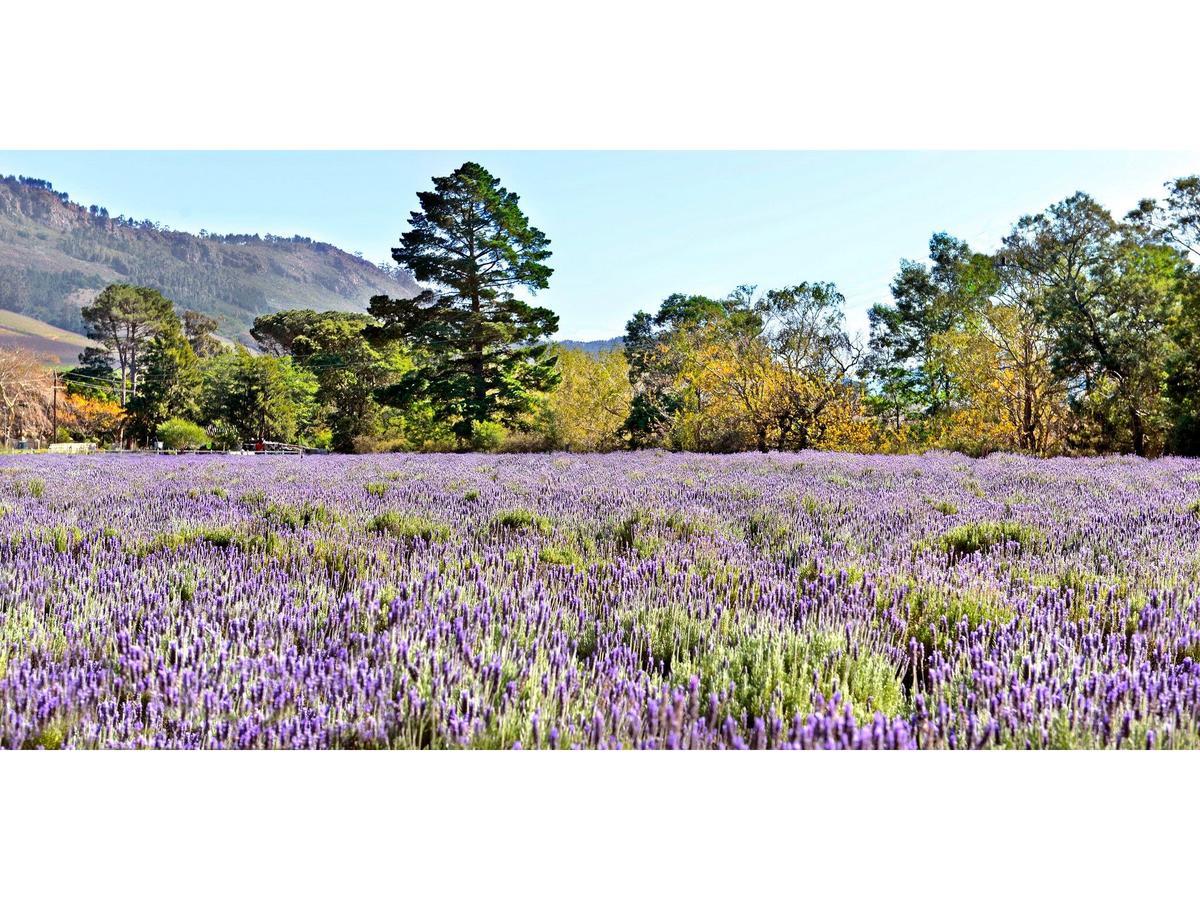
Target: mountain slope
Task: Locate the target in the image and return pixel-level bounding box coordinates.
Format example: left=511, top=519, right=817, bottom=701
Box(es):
left=0, top=175, right=419, bottom=344
left=556, top=337, right=624, bottom=354
left=0, top=308, right=96, bottom=364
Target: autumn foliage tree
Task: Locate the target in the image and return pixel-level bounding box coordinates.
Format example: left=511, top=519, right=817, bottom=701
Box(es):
left=59, top=392, right=125, bottom=445
left=534, top=346, right=631, bottom=451
left=621, top=284, right=871, bottom=453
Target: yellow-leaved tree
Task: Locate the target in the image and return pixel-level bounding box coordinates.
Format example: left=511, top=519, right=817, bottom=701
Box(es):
left=533, top=346, right=632, bottom=451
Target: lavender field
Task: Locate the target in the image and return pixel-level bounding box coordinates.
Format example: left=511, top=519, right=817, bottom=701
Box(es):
left=2, top=452, right=1200, bottom=750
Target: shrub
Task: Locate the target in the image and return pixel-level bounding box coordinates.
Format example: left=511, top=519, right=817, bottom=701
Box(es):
left=23, top=719, right=67, bottom=750
left=369, top=512, right=450, bottom=543
left=538, top=545, right=581, bottom=567
left=745, top=511, right=789, bottom=547
left=938, top=521, right=1044, bottom=557
left=16, top=478, right=45, bottom=499
left=492, top=508, right=552, bottom=534
left=470, top=421, right=507, bottom=452
left=262, top=501, right=334, bottom=530
left=133, top=526, right=237, bottom=557
left=157, top=418, right=209, bottom=450
left=961, top=477, right=986, bottom=498
left=930, top=500, right=958, bottom=516
left=643, top=612, right=906, bottom=722
left=45, top=525, right=83, bottom=553
left=352, top=435, right=409, bottom=454
left=660, top=511, right=710, bottom=539
left=901, top=584, right=1014, bottom=654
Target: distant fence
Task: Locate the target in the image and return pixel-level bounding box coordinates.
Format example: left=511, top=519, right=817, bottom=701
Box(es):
left=5, top=443, right=326, bottom=457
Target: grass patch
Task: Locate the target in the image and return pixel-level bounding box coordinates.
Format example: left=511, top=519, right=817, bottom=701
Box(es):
left=607, top=510, right=663, bottom=558
left=961, top=477, right=986, bottom=498
left=187, top=486, right=228, bottom=500
left=132, top=526, right=239, bottom=557
left=44, top=524, right=83, bottom=553
left=22, top=719, right=67, bottom=750
left=621, top=606, right=906, bottom=722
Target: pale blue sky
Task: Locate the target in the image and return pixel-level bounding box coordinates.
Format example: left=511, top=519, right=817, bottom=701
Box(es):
left=2, top=151, right=1198, bottom=340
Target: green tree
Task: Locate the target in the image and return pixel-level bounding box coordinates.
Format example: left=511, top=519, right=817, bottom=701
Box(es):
left=1129, top=175, right=1200, bottom=454
left=182, top=310, right=222, bottom=358
left=125, top=317, right=202, bottom=445
left=367, top=161, right=559, bottom=444
left=80, top=284, right=175, bottom=406
left=534, top=346, right=632, bottom=451
left=1129, top=175, right=1200, bottom=258
left=1166, top=273, right=1200, bottom=454
left=66, top=347, right=119, bottom=402
left=1002, top=193, right=1184, bottom=456
left=253, top=310, right=407, bottom=452
left=753, top=283, right=866, bottom=451
left=867, top=233, right=996, bottom=427
left=200, top=350, right=317, bottom=446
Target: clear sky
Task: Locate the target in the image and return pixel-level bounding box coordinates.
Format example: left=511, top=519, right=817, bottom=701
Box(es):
left=2, top=150, right=1198, bottom=340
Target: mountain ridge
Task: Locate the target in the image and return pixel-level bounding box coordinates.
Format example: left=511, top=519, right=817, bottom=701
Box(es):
left=0, top=174, right=420, bottom=345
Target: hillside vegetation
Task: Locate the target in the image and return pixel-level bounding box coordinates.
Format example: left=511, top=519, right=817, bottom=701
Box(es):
left=0, top=175, right=419, bottom=344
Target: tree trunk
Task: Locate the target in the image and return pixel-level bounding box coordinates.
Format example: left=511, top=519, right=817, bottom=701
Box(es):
left=1130, top=406, right=1146, bottom=457
left=1022, top=388, right=1035, bottom=452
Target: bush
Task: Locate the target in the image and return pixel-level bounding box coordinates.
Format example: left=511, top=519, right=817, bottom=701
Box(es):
left=901, top=585, right=1014, bottom=654
left=157, top=418, right=209, bottom=450
left=538, top=545, right=581, bottom=567
left=352, top=435, right=409, bottom=454
left=369, top=512, right=450, bottom=543
left=262, top=501, right=334, bottom=530
left=745, top=511, right=789, bottom=547
left=937, top=521, right=1044, bottom=557
left=469, top=421, right=507, bottom=452
left=492, top=508, right=552, bottom=534
left=17, top=478, right=45, bottom=499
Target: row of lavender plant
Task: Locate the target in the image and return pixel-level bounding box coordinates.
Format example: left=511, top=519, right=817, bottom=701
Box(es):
left=2, top=451, right=1199, bottom=748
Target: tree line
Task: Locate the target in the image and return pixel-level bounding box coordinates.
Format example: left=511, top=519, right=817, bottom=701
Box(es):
left=3, top=163, right=1198, bottom=457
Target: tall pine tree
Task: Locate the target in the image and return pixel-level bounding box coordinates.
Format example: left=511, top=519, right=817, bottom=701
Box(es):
left=368, top=162, right=559, bottom=444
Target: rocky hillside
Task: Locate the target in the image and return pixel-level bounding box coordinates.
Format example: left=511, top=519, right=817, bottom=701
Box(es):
left=0, top=175, right=419, bottom=344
